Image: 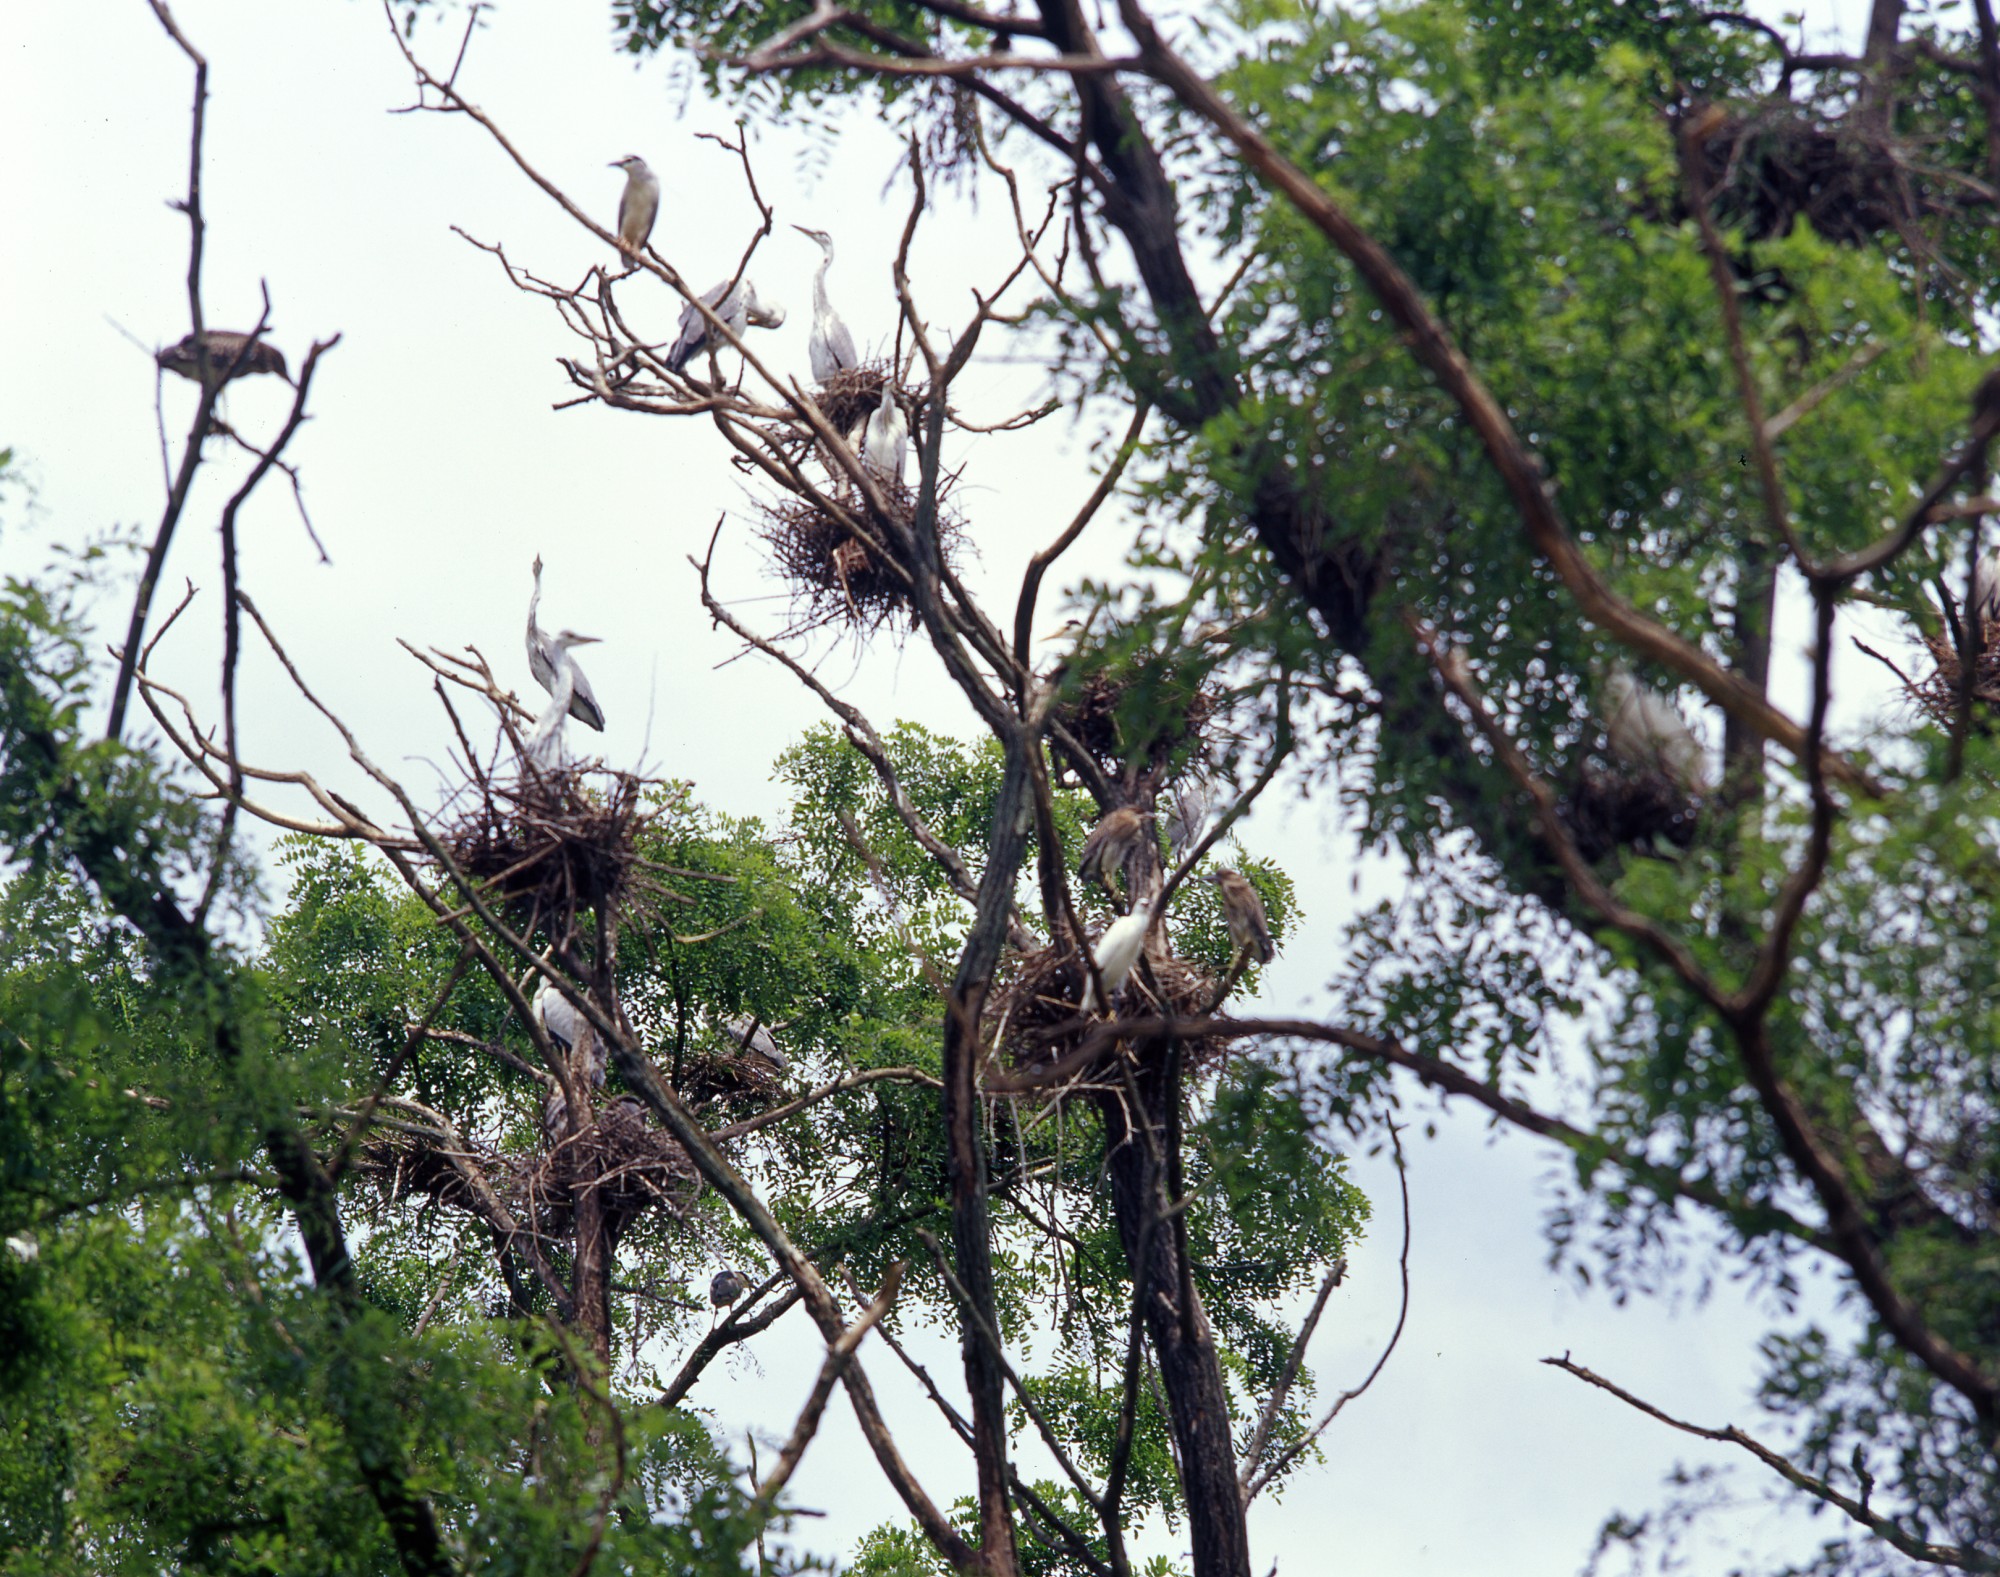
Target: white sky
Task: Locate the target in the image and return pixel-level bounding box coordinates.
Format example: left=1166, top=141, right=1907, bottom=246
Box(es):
left=1, top=1, right=1894, bottom=1572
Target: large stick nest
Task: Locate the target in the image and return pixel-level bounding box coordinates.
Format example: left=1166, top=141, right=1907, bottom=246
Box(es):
left=990, top=934, right=1230, bottom=1083
left=1697, top=107, right=1968, bottom=248
left=809, top=362, right=923, bottom=442
left=1908, top=628, right=2000, bottom=723
left=755, top=476, right=967, bottom=639
left=541, top=1095, right=702, bottom=1228
left=1562, top=766, right=1702, bottom=862
left=437, top=764, right=652, bottom=921
left=1053, top=665, right=1219, bottom=778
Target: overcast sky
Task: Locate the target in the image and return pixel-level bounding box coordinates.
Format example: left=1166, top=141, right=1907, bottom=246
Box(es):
left=1, top=1, right=1894, bottom=1571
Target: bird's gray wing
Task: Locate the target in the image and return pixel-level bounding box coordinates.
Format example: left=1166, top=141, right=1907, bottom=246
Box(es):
left=828, top=316, right=857, bottom=371
left=566, top=661, right=606, bottom=731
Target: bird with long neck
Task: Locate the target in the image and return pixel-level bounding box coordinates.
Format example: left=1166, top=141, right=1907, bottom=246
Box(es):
left=666, top=278, right=786, bottom=375
left=862, top=380, right=909, bottom=484
left=525, top=557, right=605, bottom=766
left=609, top=155, right=659, bottom=271
left=793, top=225, right=858, bottom=385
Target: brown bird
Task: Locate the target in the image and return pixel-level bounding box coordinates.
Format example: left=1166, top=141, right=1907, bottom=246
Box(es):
left=1077, top=806, right=1147, bottom=893
left=155, top=330, right=291, bottom=388
left=1209, top=869, right=1274, bottom=965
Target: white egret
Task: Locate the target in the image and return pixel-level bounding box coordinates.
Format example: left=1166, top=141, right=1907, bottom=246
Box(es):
left=793, top=225, right=858, bottom=384
left=862, top=381, right=909, bottom=484
left=1080, top=898, right=1156, bottom=1013
left=1600, top=665, right=1713, bottom=796
left=665, top=278, right=786, bottom=374
left=1208, top=869, right=1274, bottom=965
left=609, top=155, right=660, bottom=270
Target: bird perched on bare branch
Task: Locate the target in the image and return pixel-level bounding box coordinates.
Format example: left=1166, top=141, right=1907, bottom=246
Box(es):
left=609, top=154, right=659, bottom=271
left=156, top=329, right=291, bottom=388
left=862, top=381, right=909, bottom=484
left=793, top=225, right=858, bottom=384
left=709, top=1267, right=749, bottom=1324
left=665, top=278, right=786, bottom=374
left=1081, top=897, right=1155, bottom=1014
left=1078, top=806, right=1148, bottom=895
left=721, top=1014, right=789, bottom=1076
left=1208, top=869, right=1274, bottom=965
left=1599, top=665, right=1713, bottom=796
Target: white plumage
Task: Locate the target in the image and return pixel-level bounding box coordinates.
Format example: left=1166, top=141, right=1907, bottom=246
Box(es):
left=665, top=278, right=787, bottom=374
left=525, top=559, right=603, bottom=767
left=862, top=381, right=908, bottom=484
left=1969, top=543, right=2000, bottom=632
left=721, top=1013, right=788, bottom=1075
left=794, top=225, right=858, bottom=385
left=534, top=978, right=580, bottom=1057
left=610, top=155, right=660, bottom=269
left=1600, top=665, right=1713, bottom=796
left=1081, top=899, right=1155, bottom=1014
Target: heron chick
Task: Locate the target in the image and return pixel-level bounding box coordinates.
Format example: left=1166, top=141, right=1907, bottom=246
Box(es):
left=1208, top=869, right=1274, bottom=965
left=793, top=225, right=858, bottom=384
left=609, top=155, right=660, bottom=270
left=862, top=381, right=909, bottom=484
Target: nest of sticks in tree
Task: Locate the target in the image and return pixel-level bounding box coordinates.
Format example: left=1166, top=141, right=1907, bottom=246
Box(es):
left=1907, top=628, right=2000, bottom=725
left=670, top=1047, right=785, bottom=1114
left=437, top=763, right=650, bottom=921
left=988, top=933, right=1230, bottom=1079
left=1054, top=665, right=1219, bottom=778
left=1562, top=766, right=1702, bottom=862
left=810, top=361, right=923, bottom=443
left=1694, top=107, right=1961, bottom=248
left=755, top=477, right=967, bottom=638
left=539, top=1096, right=702, bottom=1233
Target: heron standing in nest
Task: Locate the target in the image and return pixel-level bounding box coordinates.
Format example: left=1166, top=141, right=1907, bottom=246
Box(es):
left=1208, top=869, right=1274, bottom=966
left=721, top=1014, right=789, bottom=1076
left=526, top=557, right=605, bottom=767
left=1600, top=665, right=1712, bottom=797
left=793, top=226, right=858, bottom=385
left=609, top=154, right=659, bottom=272
left=1081, top=897, right=1156, bottom=1014
left=862, top=381, right=908, bottom=485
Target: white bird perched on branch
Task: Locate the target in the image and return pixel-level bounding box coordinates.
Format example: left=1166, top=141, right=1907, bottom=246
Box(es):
left=1600, top=665, right=1713, bottom=796
left=534, top=977, right=580, bottom=1057
left=1080, top=898, right=1156, bottom=1014
left=665, top=278, right=786, bottom=374
left=609, top=154, right=660, bottom=271
left=525, top=557, right=604, bottom=766
left=793, top=225, right=858, bottom=384
left=862, top=381, right=909, bottom=484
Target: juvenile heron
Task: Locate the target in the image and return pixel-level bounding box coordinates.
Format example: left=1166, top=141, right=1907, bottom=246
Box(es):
left=721, top=1013, right=789, bottom=1075
left=525, top=558, right=605, bottom=766
left=1600, top=665, right=1712, bottom=796
left=1161, top=778, right=1217, bottom=862
left=665, top=278, right=786, bottom=374
left=609, top=154, right=660, bottom=270
left=709, top=1267, right=749, bottom=1321
left=793, top=225, right=858, bottom=384
left=1077, top=806, right=1147, bottom=896
left=862, top=381, right=908, bottom=484
left=1208, top=869, right=1274, bottom=965
left=1080, top=898, right=1156, bottom=1014
left=156, top=329, right=291, bottom=388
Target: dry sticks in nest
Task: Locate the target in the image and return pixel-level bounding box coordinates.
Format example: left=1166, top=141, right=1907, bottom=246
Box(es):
left=755, top=474, right=967, bottom=638
left=989, top=934, right=1229, bottom=1080
left=1054, top=663, right=1219, bottom=778
left=810, top=362, right=918, bottom=443
left=439, top=761, right=653, bottom=919
left=1562, top=767, right=1703, bottom=863
left=542, top=1096, right=703, bottom=1232
left=1908, top=628, right=2000, bottom=724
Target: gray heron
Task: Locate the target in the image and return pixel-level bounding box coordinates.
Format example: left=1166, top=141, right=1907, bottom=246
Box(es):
left=1208, top=869, right=1274, bottom=965
left=665, top=278, right=786, bottom=374
left=156, top=329, right=291, bottom=388
left=1077, top=806, right=1147, bottom=895
left=1600, top=665, right=1713, bottom=796
left=1969, top=543, right=2000, bottom=635
left=862, top=380, right=908, bottom=484
left=535, top=977, right=605, bottom=1088
left=1080, top=898, right=1156, bottom=1013
left=526, top=557, right=605, bottom=766
left=609, top=155, right=660, bottom=271
left=1161, top=778, right=1217, bottom=863
left=721, top=1013, right=789, bottom=1075
left=793, top=226, right=858, bottom=384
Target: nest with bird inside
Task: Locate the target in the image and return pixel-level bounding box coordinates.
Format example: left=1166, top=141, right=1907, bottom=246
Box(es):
left=436, top=762, right=655, bottom=926
left=668, top=1045, right=786, bottom=1116
left=988, top=932, right=1231, bottom=1081
left=1688, top=106, right=1971, bottom=250
left=536, top=1095, right=702, bottom=1233
left=809, top=361, right=924, bottom=444
left=1562, top=765, right=1702, bottom=861
left=755, top=476, right=968, bottom=639
left=1052, top=660, right=1220, bottom=780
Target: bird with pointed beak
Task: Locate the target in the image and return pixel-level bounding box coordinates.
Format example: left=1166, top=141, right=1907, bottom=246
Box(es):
left=1081, top=897, right=1156, bottom=1013
left=1208, top=869, right=1274, bottom=965
left=1077, top=805, right=1148, bottom=899
left=793, top=225, right=858, bottom=384
left=609, top=154, right=659, bottom=271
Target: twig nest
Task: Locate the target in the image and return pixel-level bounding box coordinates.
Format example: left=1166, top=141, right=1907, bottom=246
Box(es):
left=989, top=933, right=1228, bottom=1080
left=1910, top=628, right=2000, bottom=724
left=811, top=362, right=923, bottom=443
left=755, top=478, right=966, bottom=639
left=1053, top=663, right=1218, bottom=778
left=1693, top=108, right=1954, bottom=247
left=1562, top=766, right=1702, bottom=861
left=670, top=1046, right=785, bottom=1113
left=542, top=1095, right=700, bottom=1229
left=437, top=763, right=650, bottom=920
